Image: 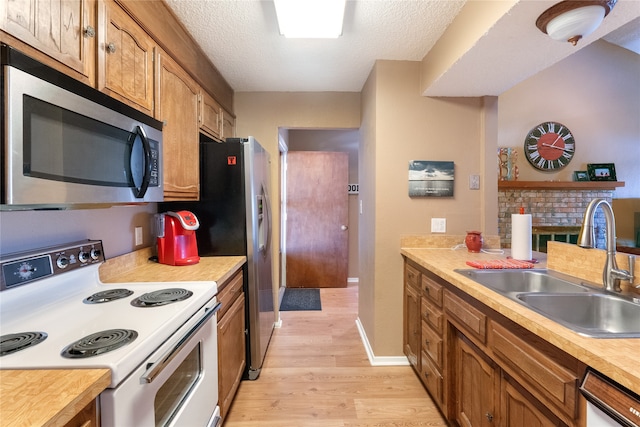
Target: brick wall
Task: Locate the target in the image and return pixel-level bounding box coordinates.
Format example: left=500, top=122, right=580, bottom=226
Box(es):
left=498, top=189, right=614, bottom=248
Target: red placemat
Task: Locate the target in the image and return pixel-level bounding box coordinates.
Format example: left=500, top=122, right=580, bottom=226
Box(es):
left=466, top=259, right=535, bottom=269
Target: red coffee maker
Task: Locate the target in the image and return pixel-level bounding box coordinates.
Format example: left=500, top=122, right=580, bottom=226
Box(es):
left=156, top=211, right=200, bottom=266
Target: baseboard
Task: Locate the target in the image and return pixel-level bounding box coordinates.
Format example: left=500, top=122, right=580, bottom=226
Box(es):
left=355, top=318, right=410, bottom=366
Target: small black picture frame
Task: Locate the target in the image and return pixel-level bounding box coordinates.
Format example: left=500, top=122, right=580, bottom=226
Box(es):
left=574, top=171, right=589, bottom=181
left=587, top=163, right=617, bottom=181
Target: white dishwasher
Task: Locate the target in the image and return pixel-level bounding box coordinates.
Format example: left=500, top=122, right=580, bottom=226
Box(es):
left=580, top=369, right=640, bottom=427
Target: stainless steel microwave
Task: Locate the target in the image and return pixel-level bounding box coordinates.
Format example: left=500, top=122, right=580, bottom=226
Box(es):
left=1, top=45, right=163, bottom=207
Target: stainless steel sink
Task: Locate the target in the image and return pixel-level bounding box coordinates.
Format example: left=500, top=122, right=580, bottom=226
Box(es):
left=454, top=268, right=640, bottom=338
left=517, top=293, right=640, bottom=338
left=454, top=269, right=591, bottom=295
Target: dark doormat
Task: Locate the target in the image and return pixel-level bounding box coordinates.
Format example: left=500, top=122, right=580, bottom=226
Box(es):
left=280, top=288, right=322, bottom=311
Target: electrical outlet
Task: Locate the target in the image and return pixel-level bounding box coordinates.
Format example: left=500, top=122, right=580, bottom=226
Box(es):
left=469, top=174, right=480, bottom=190
left=135, top=226, right=143, bottom=246
left=431, top=218, right=446, bottom=233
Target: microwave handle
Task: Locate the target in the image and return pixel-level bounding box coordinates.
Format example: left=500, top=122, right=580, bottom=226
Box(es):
left=132, top=126, right=152, bottom=198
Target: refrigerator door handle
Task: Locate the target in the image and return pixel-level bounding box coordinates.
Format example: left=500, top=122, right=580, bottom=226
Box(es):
left=259, top=183, right=271, bottom=255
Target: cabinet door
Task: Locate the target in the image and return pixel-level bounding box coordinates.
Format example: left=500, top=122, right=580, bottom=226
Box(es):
left=218, top=292, right=246, bottom=419
left=1, top=0, right=96, bottom=83
left=98, top=0, right=154, bottom=115
left=156, top=50, right=200, bottom=200
left=501, top=376, right=567, bottom=427
left=221, top=109, right=235, bottom=139
left=452, top=333, right=499, bottom=427
left=199, top=91, right=222, bottom=140
left=403, top=280, right=421, bottom=370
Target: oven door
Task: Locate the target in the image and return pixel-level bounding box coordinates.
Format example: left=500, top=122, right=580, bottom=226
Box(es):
left=100, top=298, right=221, bottom=427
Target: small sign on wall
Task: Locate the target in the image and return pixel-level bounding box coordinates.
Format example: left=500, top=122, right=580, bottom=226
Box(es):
left=348, top=184, right=359, bottom=194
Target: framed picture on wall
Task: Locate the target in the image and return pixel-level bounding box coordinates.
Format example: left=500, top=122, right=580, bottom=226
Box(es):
left=574, top=171, right=589, bottom=181
left=587, top=163, right=617, bottom=181
left=408, top=161, right=454, bottom=197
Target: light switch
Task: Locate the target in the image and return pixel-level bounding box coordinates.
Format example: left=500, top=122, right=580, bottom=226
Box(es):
left=431, top=218, right=446, bottom=233
left=469, top=175, right=480, bottom=190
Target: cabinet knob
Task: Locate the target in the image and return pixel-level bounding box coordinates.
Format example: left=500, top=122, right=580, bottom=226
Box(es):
left=424, top=339, right=430, bottom=346
left=84, top=25, right=95, bottom=38
left=485, top=412, right=494, bottom=422
left=106, top=42, right=117, bottom=54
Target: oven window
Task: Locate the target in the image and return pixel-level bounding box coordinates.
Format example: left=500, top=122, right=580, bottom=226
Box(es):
left=23, top=95, right=142, bottom=187
left=154, top=343, right=202, bottom=426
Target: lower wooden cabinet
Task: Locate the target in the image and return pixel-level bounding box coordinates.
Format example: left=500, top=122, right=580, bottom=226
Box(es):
left=502, top=375, right=568, bottom=427
left=403, top=258, right=586, bottom=427
left=217, top=270, right=246, bottom=420
left=64, top=398, right=98, bottom=427
left=452, top=333, right=499, bottom=427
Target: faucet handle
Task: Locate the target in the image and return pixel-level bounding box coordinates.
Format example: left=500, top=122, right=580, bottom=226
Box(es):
left=628, top=255, right=636, bottom=287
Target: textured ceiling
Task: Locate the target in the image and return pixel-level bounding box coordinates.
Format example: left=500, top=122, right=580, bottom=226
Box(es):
left=164, top=0, right=640, bottom=96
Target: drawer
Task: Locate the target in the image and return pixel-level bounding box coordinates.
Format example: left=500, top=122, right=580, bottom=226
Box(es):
left=420, top=350, right=443, bottom=408
left=421, top=320, right=443, bottom=369
left=421, top=274, right=443, bottom=307
left=444, top=290, right=487, bottom=344
left=406, top=263, right=420, bottom=289
left=490, top=322, right=579, bottom=419
left=421, top=297, right=443, bottom=334
left=217, top=270, right=244, bottom=319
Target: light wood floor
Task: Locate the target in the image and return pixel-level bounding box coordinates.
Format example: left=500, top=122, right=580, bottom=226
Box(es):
left=223, top=285, right=447, bottom=426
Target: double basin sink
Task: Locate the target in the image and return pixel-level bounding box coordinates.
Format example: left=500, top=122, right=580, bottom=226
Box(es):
left=454, top=269, right=640, bottom=338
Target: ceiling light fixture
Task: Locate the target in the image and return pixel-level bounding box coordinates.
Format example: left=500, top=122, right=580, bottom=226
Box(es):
left=274, top=0, right=346, bottom=38
left=536, top=0, right=617, bottom=46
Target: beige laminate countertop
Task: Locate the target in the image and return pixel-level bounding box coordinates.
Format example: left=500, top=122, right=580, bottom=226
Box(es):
left=0, top=369, right=110, bottom=427
left=98, top=247, right=246, bottom=285
left=401, top=247, right=640, bottom=395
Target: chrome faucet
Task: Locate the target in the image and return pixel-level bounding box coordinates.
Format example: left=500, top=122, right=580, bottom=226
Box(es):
left=577, top=198, right=635, bottom=292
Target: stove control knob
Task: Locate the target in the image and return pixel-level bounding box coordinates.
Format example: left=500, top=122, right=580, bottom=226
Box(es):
left=56, top=255, right=70, bottom=269
left=78, top=251, right=90, bottom=263
left=90, top=248, right=102, bottom=261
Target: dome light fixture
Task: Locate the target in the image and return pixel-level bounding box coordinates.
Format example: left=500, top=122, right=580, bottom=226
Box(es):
left=536, top=0, right=617, bottom=46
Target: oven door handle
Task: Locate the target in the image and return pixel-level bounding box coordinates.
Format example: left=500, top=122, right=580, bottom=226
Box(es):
left=140, top=302, right=222, bottom=384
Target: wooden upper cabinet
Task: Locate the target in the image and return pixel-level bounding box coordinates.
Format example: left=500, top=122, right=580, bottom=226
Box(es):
left=221, top=109, right=236, bottom=140
left=199, top=90, right=222, bottom=140
left=98, top=0, right=154, bottom=115
left=0, top=0, right=97, bottom=84
left=156, top=50, right=200, bottom=201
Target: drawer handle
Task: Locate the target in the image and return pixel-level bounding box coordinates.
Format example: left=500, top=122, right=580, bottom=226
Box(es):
left=107, top=42, right=116, bottom=54
left=485, top=412, right=494, bottom=422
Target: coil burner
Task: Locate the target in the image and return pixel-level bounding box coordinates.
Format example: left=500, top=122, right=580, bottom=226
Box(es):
left=83, top=288, right=134, bottom=304
left=130, top=288, right=193, bottom=307
left=0, top=332, right=48, bottom=356
left=61, top=329, right=138, bottom=359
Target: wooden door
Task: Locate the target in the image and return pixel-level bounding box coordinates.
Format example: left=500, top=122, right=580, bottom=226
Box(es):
left=1, top=0, right=96, bottom=83
left=286, top=151, right=348, bottom=288
left=156, top=50, right=200, bottom=200
left=98, top=0, right=155, bottom=115
left=453, top=333, right=500, bottom=427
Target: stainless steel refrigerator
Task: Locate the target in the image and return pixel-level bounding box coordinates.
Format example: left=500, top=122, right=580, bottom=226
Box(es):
left=162, top=135, right=274, bottom=380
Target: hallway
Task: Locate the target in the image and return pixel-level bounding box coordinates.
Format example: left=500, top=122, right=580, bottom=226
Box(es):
left=224, top=285, right=447, bottom=426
